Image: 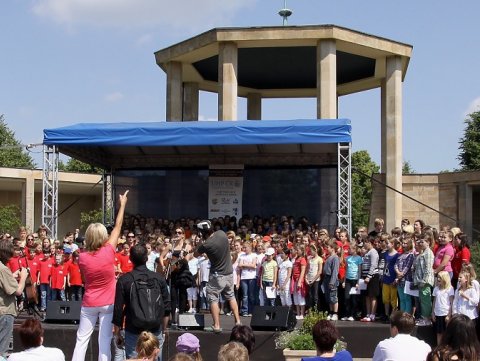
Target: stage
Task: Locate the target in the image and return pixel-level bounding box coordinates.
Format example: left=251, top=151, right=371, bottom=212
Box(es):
left=12, top=312, right=436, bottom=360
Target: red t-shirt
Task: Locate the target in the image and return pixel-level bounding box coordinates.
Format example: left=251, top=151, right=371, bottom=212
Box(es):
left=25, top=257, right=40, bottom=283
left=39, top=256, right=54, bottom=284
left=116, top=252, right=133, bottom=273
left=292, top=257, right=307, bottom=281
left=50, top=263, right=66, bottom=289
left=68, top=262, right=83, bottom=286
left=452, top=247, right=471, bottom=279
left=7, top=256, right=25, bottom=273
left=79, top=243, right=116, bottom=307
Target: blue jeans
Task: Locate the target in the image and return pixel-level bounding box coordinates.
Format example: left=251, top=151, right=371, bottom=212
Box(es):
left=240, top=278, right=256, bottom=314
left=262, top=281, right=275, bottom=306
left=69, top=285, right=83, bottom=301
left=39, top=283, right=51, bottom=310
left=0, top=315, right=14, bottom=357
left=125, top=329, right=164, bottom=361
left=112, top=329, right=125, bottom=361
left=51, top=288, right=66, bottom=301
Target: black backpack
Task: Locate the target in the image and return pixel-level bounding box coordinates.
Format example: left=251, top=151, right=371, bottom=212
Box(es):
left=129, top=272, right=164, bottom=330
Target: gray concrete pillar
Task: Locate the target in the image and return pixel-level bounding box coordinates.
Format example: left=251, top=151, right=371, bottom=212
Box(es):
left=183, top=82, right=199, bottom=121
left=458, top=182, right=473, bottom=240
left=384, top=56, right=403, bottom=230
left=166, top=61, right=183, bottom=121
left=218, top=42, right=238, bottom=121
left=24, top=174, right=35, bottom=232
left=317, top=40, right=337, bottom=119
left=247, top=93, right=262, bottom=120
left=380, top=78, right=387, bottom=173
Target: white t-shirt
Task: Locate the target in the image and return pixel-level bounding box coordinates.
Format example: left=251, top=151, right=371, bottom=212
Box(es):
left=8, top=345, right=65, bottom=361
left=188, top=257, right=199, bottom=276
left=433, top=286, right=454, bottom=316
left=198, top=257, right=210, bottom=283
left=372, top=333, right=431, bottom=361
left=239, top=253, right=257, bottom=280
left=278, top=259, right=293, bottom=286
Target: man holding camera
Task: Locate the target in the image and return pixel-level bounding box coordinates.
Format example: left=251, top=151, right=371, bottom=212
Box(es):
left=195, top=220, right=241, bottom=333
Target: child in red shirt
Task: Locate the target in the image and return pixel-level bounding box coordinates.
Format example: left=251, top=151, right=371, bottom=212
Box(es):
left=67, top=251, right=83, bottom=301
left=50, top=254, right=66, bottom=301
left=38, top=249, right=54, bottom=311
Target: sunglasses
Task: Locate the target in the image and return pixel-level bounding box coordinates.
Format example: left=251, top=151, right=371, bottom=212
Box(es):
left=127, top=236, right=135, bottom=238
left=175, top=231, right=184, bottom=235
left=27, top=238, right=34, bottom=241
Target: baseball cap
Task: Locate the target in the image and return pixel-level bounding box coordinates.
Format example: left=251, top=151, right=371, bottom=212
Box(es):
left=265, top=247, right=275, bottom=256
left=176, top=333, right=200, bottom=354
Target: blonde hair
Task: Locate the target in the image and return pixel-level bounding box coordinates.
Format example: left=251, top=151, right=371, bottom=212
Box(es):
left=136, top=331, right=159, bottom=359
left=459, top=271, right=473, bottom=289
left=84, top=223, right=108, bottom=252
left=217, top=342, right=249, bottom=361
left=437, top=271, right=451, bottom=290
left=462, top=263, right=477, bottom=280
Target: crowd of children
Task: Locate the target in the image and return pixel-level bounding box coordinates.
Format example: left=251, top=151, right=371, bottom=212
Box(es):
left=3, top=214, right=478, bottom=345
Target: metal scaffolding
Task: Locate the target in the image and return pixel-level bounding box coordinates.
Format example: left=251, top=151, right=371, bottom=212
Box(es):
left=337, top=142, right=352, bottom=236
left=42, top=145, right=59, bottom=239
left=103, top=171, right=114, bottom=225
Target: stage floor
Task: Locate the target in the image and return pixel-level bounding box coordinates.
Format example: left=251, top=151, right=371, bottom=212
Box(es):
left=13, top=312, right=435, bottom=361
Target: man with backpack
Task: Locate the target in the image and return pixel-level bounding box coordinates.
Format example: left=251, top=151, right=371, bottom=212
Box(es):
left=113, top=244, right=170, bottom=361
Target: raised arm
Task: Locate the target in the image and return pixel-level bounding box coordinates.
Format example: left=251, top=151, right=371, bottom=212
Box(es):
left=108, top=190, right=129, bottom=249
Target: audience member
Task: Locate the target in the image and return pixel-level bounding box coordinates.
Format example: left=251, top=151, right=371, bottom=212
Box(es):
left=372, top=311, right=430, bottom=361
left=175, top=333, right=202, bottom=361
left=427, top=314, right=480, bottom=361
left=126, top=331, right=160, bottom=361
left=217, top=342, right=249, bottom=361
left=229, top=325, right=255, bottom=355
left=7, top=319, right=64, bottom=361
left=301, top=319, right=352, bottom=361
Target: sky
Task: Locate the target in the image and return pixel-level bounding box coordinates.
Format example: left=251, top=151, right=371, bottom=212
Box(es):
left=1, top=1, right=480, bottom=172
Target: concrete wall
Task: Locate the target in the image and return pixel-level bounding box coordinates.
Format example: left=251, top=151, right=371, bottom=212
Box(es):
left=370, top=171, right=480, bottom=240
left=0, top=167, right=102, bottom=238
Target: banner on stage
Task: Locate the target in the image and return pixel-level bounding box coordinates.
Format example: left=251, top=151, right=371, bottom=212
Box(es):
left=208, top=167, right=243, bottom=219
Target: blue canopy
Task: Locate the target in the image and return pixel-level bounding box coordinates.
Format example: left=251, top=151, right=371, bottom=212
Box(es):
left=44, top=119, right=351, bottom=146
left=43, top=119, right=351, bottom=169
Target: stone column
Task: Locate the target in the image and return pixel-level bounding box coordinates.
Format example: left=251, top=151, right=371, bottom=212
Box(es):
left=383, top=56, right=403, bottom=230
left=24, top=173, right=35, bottom=232
left=247, top=93, right=262, bottom=120
left=183, top=82, right=199, bottom=121
left=166, top=61, right=183, bottom=121
left=218, top=42, right=238, bottom=121
left=316, top=40, right=337, bottom=119
left=380, top=79, right=387, bottom=172
left=458, top=182, right=473, bottom=240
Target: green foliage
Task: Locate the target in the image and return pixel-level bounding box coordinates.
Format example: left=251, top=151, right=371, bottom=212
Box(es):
left=352, top=150, right=380, bottom=232
left=275, top=310, right=347, bottom=351
left=0, top=115, right=35, bottom=169
left=0, top=204, right=22, bottom=234
left=458, top=111, right=480, bottom=170
left=80, top=208, right=104, bottom=230
left=402, top=161, right=414, bottom=174
left=470, top=241, right=480, bottom=277
left=59, top=157, right=101, bottom=174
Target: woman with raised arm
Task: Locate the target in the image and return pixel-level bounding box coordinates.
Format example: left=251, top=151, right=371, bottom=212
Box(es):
left=72, top=190, right=129, bottom=361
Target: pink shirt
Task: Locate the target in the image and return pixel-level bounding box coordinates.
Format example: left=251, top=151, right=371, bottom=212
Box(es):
left=433, top=243, right=454, bottom=273
left=79, top=243, right=116, bottom=307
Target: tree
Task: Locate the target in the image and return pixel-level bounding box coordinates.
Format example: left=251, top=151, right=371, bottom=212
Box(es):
left=402, top=160, right=414, bottom=174
left=59, top=157, right=102, bottom=174
left=458, top=111, right=480, bottom=170
left=0, top=115, right=35, bottom=168
left=352, top=150, right=380, bottom=233
left=0, top=204, right=22, bottom=234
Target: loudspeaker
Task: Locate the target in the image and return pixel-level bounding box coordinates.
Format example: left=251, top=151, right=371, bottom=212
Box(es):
left=46, top=301, right=81, bottom=322
left=178, top=313, right=205, bottom=330
left=250, top=306, right=297, bottom=331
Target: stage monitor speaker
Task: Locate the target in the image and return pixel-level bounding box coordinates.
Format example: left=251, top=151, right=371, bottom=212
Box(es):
left=250, top=306, right=296, bottom=331
left=46, top=300, right=81, bottom=323
left=178, top=313, right=205, bottom=330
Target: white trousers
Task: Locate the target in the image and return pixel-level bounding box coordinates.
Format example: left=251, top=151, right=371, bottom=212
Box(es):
left=72, top=304, right=114, bottom=361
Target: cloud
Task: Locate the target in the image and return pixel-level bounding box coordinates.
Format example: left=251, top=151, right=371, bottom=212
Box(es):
left=104, top=91, right=124, bottom=102
left=31, top=0, right=256, bottom=30
left=465, top=96, right=480, bottom=116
